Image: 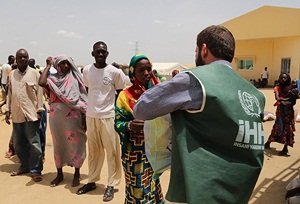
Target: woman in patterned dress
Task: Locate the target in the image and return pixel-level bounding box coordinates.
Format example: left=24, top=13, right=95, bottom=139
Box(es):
left=265, top=73, right=298, bottom=156
left=115, top=54, right=164, bottom=204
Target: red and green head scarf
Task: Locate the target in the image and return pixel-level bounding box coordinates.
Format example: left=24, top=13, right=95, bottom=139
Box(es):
left=128, top=54, right=159, bottom=88
left=124, top=54, right=159, bottom=110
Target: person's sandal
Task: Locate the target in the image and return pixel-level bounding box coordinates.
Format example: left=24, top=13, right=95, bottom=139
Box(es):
left=279, top=151, right=290, bottom=157
left=103, top=186, right=114, bottom=202
left=76, top=183, right=96, bottom=195
left=72, top=177, right=80, bottom=187
left=32, top=174, right=42, bottom=182
left=10, top=170, right=28, bottom=176
left=5, top=151, right=14, bottom=158
left=50, top=176, right=64, bottom=187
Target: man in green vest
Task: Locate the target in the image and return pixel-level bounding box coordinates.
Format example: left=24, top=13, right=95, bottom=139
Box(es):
left=133, top=25, right=266, bottom=204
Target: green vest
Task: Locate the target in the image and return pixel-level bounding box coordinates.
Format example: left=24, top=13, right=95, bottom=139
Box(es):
left=166, top=64, right=265, bottom=204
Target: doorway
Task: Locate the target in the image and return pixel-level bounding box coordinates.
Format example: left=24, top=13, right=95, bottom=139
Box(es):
left=281, top=58, right=291, bottom=73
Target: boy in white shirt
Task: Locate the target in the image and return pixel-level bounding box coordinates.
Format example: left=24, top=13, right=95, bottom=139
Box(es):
left=76, top=41, right=126, bottom=202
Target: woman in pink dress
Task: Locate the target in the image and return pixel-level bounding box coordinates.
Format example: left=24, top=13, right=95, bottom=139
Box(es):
left=39, top=55, right=88, bottom=187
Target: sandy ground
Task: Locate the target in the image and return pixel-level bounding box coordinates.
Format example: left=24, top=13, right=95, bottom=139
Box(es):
left=0, top=88, right=299, bottom=204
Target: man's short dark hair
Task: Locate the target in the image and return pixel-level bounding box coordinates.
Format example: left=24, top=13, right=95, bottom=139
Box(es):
left=197, top=25, right=235, bottom=62
left=8, top=55, right=14, bottom=61
left=93, top=41, right=107, bottom=50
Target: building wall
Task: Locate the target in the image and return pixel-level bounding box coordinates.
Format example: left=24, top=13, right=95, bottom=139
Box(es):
left=232, top=37, right=300, bottom=86
left=232, top=40, right=273, bottom=84
left=273, top=37, right=300, bottom=82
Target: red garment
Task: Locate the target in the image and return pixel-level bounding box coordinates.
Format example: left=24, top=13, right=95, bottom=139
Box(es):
left=268, top=86, right=295, bottom=147
left=123, top=72, right=159, bottom=110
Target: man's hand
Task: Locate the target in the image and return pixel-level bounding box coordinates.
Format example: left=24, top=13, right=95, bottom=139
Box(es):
left=5, top=111, right=11, bottom=125
left=37, top=112, right=42, bottom=121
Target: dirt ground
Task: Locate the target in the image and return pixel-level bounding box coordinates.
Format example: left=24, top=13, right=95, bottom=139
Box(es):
left=0, top=88, right=299, bottom=204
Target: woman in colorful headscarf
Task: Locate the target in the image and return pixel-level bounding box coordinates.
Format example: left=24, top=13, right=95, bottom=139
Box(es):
left=39, top=55, right=88, bottom=187
left=115, top=54, right=164, bottom=203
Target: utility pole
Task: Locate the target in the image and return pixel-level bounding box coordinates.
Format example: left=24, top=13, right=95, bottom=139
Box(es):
left=135, top=41, right=139, bottom=55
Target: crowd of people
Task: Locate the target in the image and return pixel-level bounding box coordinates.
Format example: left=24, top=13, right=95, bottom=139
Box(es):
left=0, top=24, right=299, bottom=203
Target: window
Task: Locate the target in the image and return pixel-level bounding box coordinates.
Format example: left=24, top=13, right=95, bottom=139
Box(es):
left=236, top=57, right=254, bottom=70
left=281, top=58, right=291, bottom=73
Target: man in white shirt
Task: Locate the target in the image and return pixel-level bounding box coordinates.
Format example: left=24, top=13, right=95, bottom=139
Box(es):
left=1, top=55, right=14, bottom=102
left=76, top=41, right=126, bottom=202
left=261, top=67, right=269, bottom=88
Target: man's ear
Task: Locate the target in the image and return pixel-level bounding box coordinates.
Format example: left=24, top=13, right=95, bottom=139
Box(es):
left=201, top=43, right=208, bottom=58
left=91, top=51, right=94, bottom=57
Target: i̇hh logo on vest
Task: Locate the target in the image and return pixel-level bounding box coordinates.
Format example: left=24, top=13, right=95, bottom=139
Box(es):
left=233, top=90, right=265, bottom=150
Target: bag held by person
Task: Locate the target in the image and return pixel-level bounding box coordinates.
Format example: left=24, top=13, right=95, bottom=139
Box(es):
left=144, top=114, right=172, bottom=179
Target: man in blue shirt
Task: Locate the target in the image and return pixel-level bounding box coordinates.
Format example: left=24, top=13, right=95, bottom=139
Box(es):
left=133, top=25, right=265, bottom=204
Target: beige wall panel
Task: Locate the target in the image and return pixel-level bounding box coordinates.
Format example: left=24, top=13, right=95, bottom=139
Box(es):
left=233, top=40, right=273, bottom=83
left=273, top=37, right=300, bottom=81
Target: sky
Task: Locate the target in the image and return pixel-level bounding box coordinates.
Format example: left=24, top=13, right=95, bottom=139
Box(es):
left=1, top=0, right=300, bottom=67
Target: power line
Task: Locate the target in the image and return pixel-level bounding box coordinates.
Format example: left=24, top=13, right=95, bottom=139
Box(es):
left=135, top=41, right=139, bottom=55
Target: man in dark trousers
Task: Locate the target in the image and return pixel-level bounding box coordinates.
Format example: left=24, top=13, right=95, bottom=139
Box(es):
left=5, top=49, right=44, bottom=182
